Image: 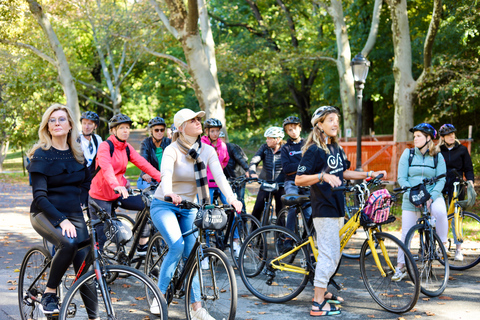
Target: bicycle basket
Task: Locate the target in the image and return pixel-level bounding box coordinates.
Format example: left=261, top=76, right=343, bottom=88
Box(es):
left=194, top=206, right=228, bottom=230
left=104, top=218, right=132, bottom=245
left=261, top=181, right=278, bottom=193
left=409, top=183, right=431, bottom=206
left=364, top=189, right=392, bottom=223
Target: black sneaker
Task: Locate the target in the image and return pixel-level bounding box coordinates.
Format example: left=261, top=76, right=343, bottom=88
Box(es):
left=137, top=244, right=148, bottom=256
left=40, top=292, right=60, bottom=314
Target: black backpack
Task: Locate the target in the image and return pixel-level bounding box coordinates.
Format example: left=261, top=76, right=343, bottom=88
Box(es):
left=92, top=140, right=130, bottom=179
left=408, top=148, right=438, bottom=169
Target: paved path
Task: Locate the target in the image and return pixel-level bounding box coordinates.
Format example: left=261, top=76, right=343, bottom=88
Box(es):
left=1, top=180, right=480, bottom=319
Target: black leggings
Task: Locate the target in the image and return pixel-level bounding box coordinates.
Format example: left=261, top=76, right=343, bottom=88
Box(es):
left=251, top=187, right=285, bottom=224
left=30, top=213, right=98, bottom=318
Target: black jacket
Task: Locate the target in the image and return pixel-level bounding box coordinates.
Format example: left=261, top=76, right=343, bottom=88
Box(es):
left=249, top=143, right=285, bottom=184
left=224, top=143, right=249, bottom=179
left=281, top=138, right=305, bottom=182
left=440, top=141, right=474, bottom=196
left=139, top=136, right=171, bottom=181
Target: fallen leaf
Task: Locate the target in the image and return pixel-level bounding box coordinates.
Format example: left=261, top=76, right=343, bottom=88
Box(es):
left=367, top=315, right=375, bottom=318
left=171, top=301, right=179, bottom=305
left=241, top=295, right=249, bottom=297
left=414, top=316, right=422, bottom=319
left=410, top=308, right=417, bottom=312
left=422, top=298, right=430, bottom=301
left=439, top=296, right=453, bottom=300
left=258, top=311, right=266, bottom=315
left=398, top=317, right=406, bottom=320
left=135, top=296, right=146, bottom=301
left=437, top=302, right=445, bottom=305
left=8, top=287, right=16, bottom=290
left=426, top=311, right=435, bottom=316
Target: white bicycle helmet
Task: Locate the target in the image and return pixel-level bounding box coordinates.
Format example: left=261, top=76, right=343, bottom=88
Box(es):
left=311, top=106, right=340, bottom=126
left=264, top=126, right=285, bottom=138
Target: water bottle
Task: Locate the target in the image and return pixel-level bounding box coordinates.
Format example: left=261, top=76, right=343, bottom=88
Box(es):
left=429, top=216, right=436, bottom=228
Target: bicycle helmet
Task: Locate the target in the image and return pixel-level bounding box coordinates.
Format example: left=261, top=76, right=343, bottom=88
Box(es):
left=264, top=126, right=285, bottom=138
left=204, top=118, right=223, bottom=129
left=109, top=113, right=133, bottom=129
left=219, top=131, right=226, bottom=138
left=439, top=124, right=457, bottom=136
left=148, top=116, right=166, bottom=128
left=80, top=111, right=100, bottom=125
left=282, top=116, right=301, bottom=128
left=311, top=106, right=340, bottom=126
left=409, top=123, right=437, bottom=139
left=170, top=123, right=177, bottom=133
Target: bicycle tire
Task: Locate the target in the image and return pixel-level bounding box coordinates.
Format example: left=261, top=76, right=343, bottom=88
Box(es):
left=446, top=211, right=480, bottom=270
left=184, top=248, right=237, bottom=320
left=144, top=232, right=169, bottom=304
left=58, top=264, right=167, bottom=320
left=229, top=214, right=261, bottom=268
left=18, top=246, right=52, bottom=320
left=360, top=232, right=420, bottom=313
left=238, top=225, right=310, bottom=303
left=405, top=224, right=449, bottom=297
left=275, top=207, right=307, bottom=238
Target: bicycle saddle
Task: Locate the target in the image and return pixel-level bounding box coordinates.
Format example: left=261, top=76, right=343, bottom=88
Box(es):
left=281, top=194, right=310, bottom=206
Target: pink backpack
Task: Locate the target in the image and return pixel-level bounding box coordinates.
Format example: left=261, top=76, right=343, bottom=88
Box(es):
left=364, top=189, right=392, bottom=223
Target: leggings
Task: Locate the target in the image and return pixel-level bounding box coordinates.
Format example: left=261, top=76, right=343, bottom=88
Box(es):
left=30, top=213, right=98, bottom=318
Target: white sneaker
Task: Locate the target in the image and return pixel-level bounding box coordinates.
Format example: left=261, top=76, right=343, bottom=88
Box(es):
left=201, top=257, right=210, bottom=270
left=150, top=299, right=161, bottom=315
left=191, top=307, right=215, bottom=320
left=454, top=250, right=464, bottom=261
left=232, top=241, right=241, bottom=258
left=391, top=267, right=407, bottom=281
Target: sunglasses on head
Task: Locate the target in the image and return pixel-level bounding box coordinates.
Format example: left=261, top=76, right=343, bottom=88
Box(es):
left=154, top=128, right=165, bottom=133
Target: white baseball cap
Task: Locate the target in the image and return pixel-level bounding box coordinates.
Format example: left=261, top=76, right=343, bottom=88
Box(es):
left=173, top=108, right=206, bottom=129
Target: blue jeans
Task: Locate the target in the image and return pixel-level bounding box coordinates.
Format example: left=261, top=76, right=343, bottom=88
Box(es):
left=284, top=180, right=312, bottom=232
left=150, top=198, right=201, bottom=303
left=136, top=177, right=150, bottom=190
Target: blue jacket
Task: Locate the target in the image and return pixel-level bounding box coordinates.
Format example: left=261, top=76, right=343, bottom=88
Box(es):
left=397, top=147, right=446, bottom=212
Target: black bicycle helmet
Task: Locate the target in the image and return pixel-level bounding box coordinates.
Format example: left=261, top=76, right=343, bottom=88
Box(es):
left=409, top=123, right=437, bottom=139
left=80, top=111, right=100, bottom=125
left=311, top=106, right=340, bottom=126
left=109, top=113, right=133, bottom=129
left=204, top=118, right=223, bottom=129
left=439, top=124, right=457, bottom=136
left=282, top=116, right=301, bottom=128
left=148, top=116, right=166, bottom=128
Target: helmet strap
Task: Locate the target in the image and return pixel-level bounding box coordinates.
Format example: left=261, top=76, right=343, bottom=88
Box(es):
left=153, top=136, right=163, bottom=144
left=113, top=133, right=126, bottom=143
left=419, top=139, right=430, bottom=151
left=82, top=131, right=93, bottom=137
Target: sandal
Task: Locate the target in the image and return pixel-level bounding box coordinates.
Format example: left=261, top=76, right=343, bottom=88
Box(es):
left=324, top=292, right=344, bottom=305
left=310, top=300, right=341, bottom=317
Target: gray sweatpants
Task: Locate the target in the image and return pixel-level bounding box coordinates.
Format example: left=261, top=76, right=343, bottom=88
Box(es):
left=313, top=217, right=344, bottom=288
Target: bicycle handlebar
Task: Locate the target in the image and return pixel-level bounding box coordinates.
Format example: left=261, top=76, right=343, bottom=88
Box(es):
left=332, top=173, right=385, bottom=193
left=393, top=173, right=446, bottom=193
left=163, top=196, right=234, bottom=212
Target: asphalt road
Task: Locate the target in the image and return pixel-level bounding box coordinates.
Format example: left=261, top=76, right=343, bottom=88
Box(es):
left=1, top=181, right=480, bottom=320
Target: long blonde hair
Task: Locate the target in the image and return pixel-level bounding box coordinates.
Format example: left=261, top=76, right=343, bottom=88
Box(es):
left=436, top=135, right=460, bottom=152
left=302, top=111, right=340, bottom=155
left=28, top=103, right=84, bottom=164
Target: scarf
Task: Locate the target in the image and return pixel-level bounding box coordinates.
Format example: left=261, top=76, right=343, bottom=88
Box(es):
left=177, top=133, right=210, bottom=204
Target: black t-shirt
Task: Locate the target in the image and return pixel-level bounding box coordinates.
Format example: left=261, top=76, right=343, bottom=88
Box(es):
left=297, top=143, right=348, bottom=218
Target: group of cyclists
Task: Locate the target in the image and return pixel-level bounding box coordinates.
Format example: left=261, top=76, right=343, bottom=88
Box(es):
left=26, top=102, right=475, bottom=319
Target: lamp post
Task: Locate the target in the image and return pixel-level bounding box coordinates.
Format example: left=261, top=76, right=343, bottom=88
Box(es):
left=351, top=53, right=370, bottom=171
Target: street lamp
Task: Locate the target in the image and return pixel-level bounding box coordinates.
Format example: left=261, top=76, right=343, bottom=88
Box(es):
left=351, top=53, right=370, bottom=171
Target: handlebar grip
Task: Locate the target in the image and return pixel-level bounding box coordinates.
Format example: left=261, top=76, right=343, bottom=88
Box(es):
left=436, top=173, right=446, bottom=180
left=393, top=187, right=407, bottom=192
left=332, top=186, right=347, bottom=192
left=376, top=173, right=384, bottom=180
left=164, top=196, right=173, bottom=202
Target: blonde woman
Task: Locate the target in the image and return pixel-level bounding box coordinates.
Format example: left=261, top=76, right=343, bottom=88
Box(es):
left=27, top=104, right=98, bottom=319
left=295, top=106, right=385, bottom=317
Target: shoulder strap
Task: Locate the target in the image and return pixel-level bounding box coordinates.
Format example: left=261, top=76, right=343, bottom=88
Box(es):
left=92, top=134, right=99, bottom=150
left=408, top=147, right=438, bottom=168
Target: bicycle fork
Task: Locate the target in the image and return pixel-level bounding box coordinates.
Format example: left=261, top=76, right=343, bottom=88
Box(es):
left=366, top=230, right=395, bottom=277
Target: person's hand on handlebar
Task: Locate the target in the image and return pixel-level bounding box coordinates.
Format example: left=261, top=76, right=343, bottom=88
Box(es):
left=114, top=186, right=129, bottom=199
left=231, top=199, right=243, bottom=214
left=250, top=173, right=258, bottom=179
left=142, top=174, right=152, bottom=183
left=372, top=170, right=387, bottom=179
left=165, top=193, right=182, bottom=205
left=323, top=173, right=342, bottom=188
left=245, top=171, right=250, bottom=178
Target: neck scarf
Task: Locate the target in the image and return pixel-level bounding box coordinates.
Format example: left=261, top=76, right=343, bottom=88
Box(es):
left=177, top=133, right=210, bottom=204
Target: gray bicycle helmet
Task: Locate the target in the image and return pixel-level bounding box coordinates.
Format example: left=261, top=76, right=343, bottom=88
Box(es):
left=80, top=111, right=100, bottom=125
left=283, top=116, right=301, bottom=128
left=204, top=118, right=223, bottom=129
left=109, top=113, right=133, bottom=129
left=311, top=106, right=340, bottom=126
left=148, top=116, right=166, bottom=128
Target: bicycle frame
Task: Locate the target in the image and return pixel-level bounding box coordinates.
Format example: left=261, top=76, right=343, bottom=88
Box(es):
left=447, top=181, right=464, bottom=243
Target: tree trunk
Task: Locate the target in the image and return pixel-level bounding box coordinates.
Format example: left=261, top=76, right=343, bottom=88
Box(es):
left=27, top=0, right=80, bottom=122
left=389, top=0, right=416, bottom=142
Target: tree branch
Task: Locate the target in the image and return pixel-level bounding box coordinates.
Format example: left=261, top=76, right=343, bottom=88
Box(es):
left=245, top=0, right=280, bottom=51
left=418, top=0, right=442, bottom=84
left=275, top=0, right=298, bottom=48
left=148, top=0, right=179, bottom=38
left=361, top=0, right=384, bottom=57
left=186, top=0, right=199, bottom=34
left=142, top=45, right=189, bottom=70
left=76, top=79, right=109, bottom=98
left=282, top=55, right=337, bottom=64
left=0, top=39, right=56, bottom=66
left=78, top=93, right=113, bottom=112
left=208, top=12, right=263, bottom=36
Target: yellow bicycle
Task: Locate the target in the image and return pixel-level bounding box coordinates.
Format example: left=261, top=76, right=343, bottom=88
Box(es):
left=445, top=169, right=480, bottom=270
left=238, top=176, right=420, bottom=313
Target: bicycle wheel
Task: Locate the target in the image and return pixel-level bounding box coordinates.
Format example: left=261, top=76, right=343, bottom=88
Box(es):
left=18, top=247, right=52, bottom=320
left=447, top=211, right=480, bottom=270
left=238, top=225, right=310, bottom=303
left=405, top=224, right=449, bottom=297
left=184, top=248, right=237, bottom=320
left=230, top=214, right=261, bottom=268
left=144, top=232, right=169, bottom=303
left=275, top=207, right=306, bottom=238
left=360, top=232, right=420, bottom=313
left=58, top=264, right=167, bottom=320
left=342, top=209, right=381, bottom=259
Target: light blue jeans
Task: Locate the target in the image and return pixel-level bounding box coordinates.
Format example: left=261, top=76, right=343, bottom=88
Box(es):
left=150, top=198, right=201, bottom=303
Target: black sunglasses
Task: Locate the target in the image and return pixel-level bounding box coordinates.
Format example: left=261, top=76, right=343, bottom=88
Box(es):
left=154, top=128, right=165, bottom=133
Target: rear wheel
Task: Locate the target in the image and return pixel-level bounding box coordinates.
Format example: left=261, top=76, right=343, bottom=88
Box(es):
left=144, top=232, right=169, bottom=304
left=230, top=214, right=261, bottom=268
left=446, top=211, right=480, bottom=270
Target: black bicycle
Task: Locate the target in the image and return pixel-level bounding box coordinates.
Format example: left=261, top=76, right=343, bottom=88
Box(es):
left=397, top=173, right=450, bottom=297
left=18, top=200, right=167, bottom=320
left=144, top=197, right=237, bottom=320
left=254, top=178, right=285, bottom=226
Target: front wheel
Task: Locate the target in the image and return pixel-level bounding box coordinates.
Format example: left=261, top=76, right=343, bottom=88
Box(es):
left=405, top=224, right=449, bottom=297
left=446, top=211, right=480, bottom=270
left=58, top=265, right=167, bottom=320
left=184, top=248, right=237, bottom=320
left=230, top=214, right=261, bottom=268
left=360, top=232, right=420, bottom=313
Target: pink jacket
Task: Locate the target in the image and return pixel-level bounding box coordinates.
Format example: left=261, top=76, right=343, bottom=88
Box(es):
left=201, top=136, right=229, bottom=188
left=89, top=135, right=161, bottom=201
